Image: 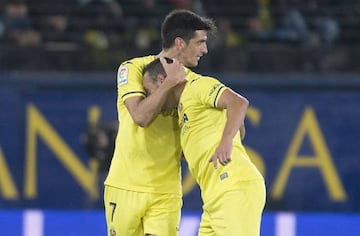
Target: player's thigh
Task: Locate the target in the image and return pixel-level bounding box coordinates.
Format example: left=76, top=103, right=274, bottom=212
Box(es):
left=198, top=210, right=216, bottom=236
left=143, top=193, right=182, bottom=236
left=104, top=186, right=145, bottom=236
left=221, top=180, right=266, bottom=236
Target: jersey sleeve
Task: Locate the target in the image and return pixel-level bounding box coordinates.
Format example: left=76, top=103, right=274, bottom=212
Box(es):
left=117, top=60, right=146, bottom=102
left=194, top=77, right=227, bottom=108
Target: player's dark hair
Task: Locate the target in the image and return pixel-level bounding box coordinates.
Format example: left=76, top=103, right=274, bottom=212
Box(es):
left=161, top=9, right=217, bottom=49
left=142, top=57, right=173, bottom=81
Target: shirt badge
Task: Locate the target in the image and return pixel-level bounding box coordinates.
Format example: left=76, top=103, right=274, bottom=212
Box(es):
left=118, top=65, right=128, bottom=86
left=220, top=172, right=228, bottom=180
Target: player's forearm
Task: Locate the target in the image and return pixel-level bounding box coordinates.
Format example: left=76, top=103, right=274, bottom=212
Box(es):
left=221, top=98, right=249, bottom=143
left=131, top=85, right=173, bottom=127
left=135, top=59, right=185, bottom=127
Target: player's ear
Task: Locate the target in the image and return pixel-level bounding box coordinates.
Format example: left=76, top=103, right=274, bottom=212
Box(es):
left=158, top=74, right=166, bottom=83
left=174, top=37, right=185, bottom=49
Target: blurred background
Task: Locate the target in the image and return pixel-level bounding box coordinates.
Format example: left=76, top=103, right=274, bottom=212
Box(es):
left=1, top=0, right=360, bottom=235
left=1, top=0, right=359, bottom=72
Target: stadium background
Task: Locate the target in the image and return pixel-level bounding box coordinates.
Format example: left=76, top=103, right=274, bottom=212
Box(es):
left=1, top=0, right=360, bottom=235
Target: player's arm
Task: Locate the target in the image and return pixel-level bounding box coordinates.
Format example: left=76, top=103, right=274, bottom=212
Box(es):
left=125, top=58, right=185, bottom=127
left=209, top=88, right=249, bottom=168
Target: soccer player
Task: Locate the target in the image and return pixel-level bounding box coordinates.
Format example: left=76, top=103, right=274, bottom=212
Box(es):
left=142, top=58, right=266, bottom=236
left=103, top=10, right=216, bottom=236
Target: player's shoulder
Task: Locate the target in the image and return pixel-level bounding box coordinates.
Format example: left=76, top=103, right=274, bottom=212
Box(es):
left=119, top=55, right=156, bottom=68
left=187, top=71, right=219, bottom=86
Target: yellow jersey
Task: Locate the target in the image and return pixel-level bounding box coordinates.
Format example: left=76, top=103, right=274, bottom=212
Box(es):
left=178, top=75, right=264, bottom=202
left=104, top=55, right=182, bottom=195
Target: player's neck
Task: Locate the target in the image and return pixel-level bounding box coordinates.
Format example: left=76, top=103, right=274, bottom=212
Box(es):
left=157, top=49, right=178, bottom=60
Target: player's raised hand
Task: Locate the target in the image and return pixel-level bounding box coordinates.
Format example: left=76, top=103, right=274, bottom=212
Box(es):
left=160, top=57, right=186, bottom=87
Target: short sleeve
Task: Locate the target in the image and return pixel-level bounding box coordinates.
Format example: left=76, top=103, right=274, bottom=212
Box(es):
left=117, top=60, right=146, bottom=102
left=193, top=77, right=227, bottom=108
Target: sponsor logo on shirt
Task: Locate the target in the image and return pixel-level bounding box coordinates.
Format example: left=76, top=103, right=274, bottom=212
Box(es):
left=180, top=112, right=190, bottom=135
left=180, top=113, right=188, bottom=130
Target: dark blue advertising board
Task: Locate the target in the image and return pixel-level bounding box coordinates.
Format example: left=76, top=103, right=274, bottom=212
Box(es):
left=0, top=73, right=360, bottom=212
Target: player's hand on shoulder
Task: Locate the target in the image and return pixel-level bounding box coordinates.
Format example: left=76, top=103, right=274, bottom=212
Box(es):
left=160, top=57, right=186, bottom=87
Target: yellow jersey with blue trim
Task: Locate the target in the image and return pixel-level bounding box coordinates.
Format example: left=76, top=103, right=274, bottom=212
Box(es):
left=178, top=75, right=264, bottom=202
left=104, top=55, right=182, bottom=195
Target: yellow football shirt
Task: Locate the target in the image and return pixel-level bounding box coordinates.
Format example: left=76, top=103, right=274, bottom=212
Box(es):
left=104, top=55, right=183, bottom=195
left=178, top=75, right=264, bottom=202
